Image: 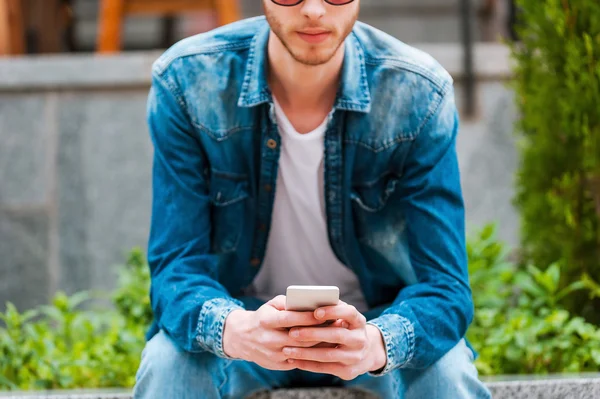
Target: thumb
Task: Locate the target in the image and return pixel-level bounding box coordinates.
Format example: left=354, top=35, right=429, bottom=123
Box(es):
left=267, top=295, right=287, bottom=311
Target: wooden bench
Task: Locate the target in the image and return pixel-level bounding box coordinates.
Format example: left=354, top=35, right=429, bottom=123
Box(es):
left=97, top=0, right=241, bottom=53
left=0, top=0, right=24, bottom=55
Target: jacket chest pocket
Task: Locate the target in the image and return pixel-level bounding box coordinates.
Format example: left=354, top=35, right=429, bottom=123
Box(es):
left=350, top=173, right=405, bottom=247
left=209, top=173, right=249, bottom=254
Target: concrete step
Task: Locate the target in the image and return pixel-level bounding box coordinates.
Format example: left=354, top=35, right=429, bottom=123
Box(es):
left=2, top=376, right=600, bottom=399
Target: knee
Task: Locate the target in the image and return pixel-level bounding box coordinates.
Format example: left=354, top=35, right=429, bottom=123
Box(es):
left=134, top=330, right=224, bottom=398
left=139, top=330, right=197, bottom=375
left=429, top=339, right=478, bottom=380
left=404, top=339, right=491, bottom=399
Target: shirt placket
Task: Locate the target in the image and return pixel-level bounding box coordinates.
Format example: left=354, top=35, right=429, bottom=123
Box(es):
left=249, top=103, right=281, bottom=273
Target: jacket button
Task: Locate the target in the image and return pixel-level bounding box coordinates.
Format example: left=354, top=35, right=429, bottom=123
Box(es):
left=266, top=139, right=277, bottom=149
left=250, top=258, right=261, bottom=267
left=258, top=224, right=267, bottom=232
left=264, top=184, right=272, bottom=193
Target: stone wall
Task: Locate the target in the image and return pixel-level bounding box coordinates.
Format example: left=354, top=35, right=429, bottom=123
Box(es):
left=0, top=44, right=517, bottom=312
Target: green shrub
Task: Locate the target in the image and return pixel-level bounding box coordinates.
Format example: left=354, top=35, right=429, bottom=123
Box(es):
left=466, top=226, right=600, bottom=375
left=0, top=248, right=150, bottom=390
left=512, top=0, right=600, bottom=322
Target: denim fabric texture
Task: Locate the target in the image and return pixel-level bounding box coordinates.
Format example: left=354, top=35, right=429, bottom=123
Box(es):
left=145, top=16, right=475, bottom=376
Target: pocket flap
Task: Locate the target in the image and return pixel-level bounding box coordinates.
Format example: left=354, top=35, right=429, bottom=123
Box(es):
left=209, top=172, right=249, bottom=207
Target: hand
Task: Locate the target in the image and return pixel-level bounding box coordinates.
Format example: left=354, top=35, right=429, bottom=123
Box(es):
left=222, top=295, right=344, bottom=371
left=282, top=301, right=387, bottom=380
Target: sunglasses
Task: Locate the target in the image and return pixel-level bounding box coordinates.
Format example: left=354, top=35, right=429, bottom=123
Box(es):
left=271, top=0, right=355, bottom=6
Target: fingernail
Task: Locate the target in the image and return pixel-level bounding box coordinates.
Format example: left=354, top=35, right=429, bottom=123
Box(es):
left=283, top=347, right=292, bottom=355
left=315, top=309, right=325, bottom=319
left=288, top=359, right=294, bottom=363
left=291, top=330, right=299, bottom=338
left=342, top=322, right=349, bottom=329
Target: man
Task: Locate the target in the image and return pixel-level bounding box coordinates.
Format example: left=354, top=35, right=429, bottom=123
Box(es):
left=133, top=1, right=492, bottom=398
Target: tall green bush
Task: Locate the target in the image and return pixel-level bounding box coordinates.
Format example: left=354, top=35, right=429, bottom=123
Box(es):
left=512, top=0, right=600, bottom=322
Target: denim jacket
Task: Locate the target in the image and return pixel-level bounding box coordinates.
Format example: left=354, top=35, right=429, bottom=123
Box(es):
left=146, top=16, right=473, bottom=375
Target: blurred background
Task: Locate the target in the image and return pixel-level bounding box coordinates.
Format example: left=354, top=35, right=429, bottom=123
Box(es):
left=1, top=0, right=518, bottom=312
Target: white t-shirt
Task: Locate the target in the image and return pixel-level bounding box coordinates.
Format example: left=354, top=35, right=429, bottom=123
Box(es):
left=252, top=98, right=368, bottom=313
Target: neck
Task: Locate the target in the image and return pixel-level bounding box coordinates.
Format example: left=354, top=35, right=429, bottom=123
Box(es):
left=267, top=33, right=344, bottom=113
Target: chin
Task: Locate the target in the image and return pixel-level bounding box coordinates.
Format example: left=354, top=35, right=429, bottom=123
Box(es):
left=292, top=49, right=338, bottom=66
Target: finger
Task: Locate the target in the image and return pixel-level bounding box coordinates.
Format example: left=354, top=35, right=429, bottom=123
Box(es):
left=261, top=310, right=323, bottom=329
left=266, top=295, right=287, bottom=311
left=266, top=359, right=297, bottom=372
left=268, top=331, right=322, bottom=349
left=314, top=303, right=366, bottom=329
left=283, top=346, right=363, bottom=365
left=289, top=327, right=364, bottom=347
left=330, top=319, right=350, bottom=329
left=287, top=360, right=357, bottom=381
left=308, top=342, right=338, bottom=349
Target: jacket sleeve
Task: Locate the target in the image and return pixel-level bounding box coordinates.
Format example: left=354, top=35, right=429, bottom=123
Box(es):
left=146, top=69, right=244, bottom=357
left=367, top=87, right=474, bottom=374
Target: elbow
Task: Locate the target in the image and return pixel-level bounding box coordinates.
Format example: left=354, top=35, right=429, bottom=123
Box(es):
left=459, top=285, right=474, bottom=336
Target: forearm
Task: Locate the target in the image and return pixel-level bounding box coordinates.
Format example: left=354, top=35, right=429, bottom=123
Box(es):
left=150, top=261, right=244, bottom=355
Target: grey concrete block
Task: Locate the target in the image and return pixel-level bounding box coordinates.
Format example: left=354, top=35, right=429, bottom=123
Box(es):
left=456, top=82, right=520, bottom=246
left=56, top=91, right=153, bottom=294
left=486, top=374, right=600, bottom=399
left=249, top=389, right=375, bottom=399
left=0, top=208, right=51, bottom=312
left=0, top=94, right=50, bottom=206
left=0, top=53, right=158, bottom=91
left=3, top=376, right=600, bottom=399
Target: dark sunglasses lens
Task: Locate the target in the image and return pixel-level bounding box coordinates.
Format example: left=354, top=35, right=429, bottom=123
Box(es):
left=271, top=0, right=304, bottom=5
left=325, top=0, right=355, bottom=4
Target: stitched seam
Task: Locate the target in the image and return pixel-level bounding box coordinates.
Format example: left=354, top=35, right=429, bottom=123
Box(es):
left=192, top=121, right=254, bottom=142
left=196, top=300, right=216, bottom=351
left=367, top=319, right=395, bottom=375
left=212, top=169, right=249, bottom=181
left=213, top=194, right=248, bottom=207
left=153, top=73, right=186, bottom=110
left=353, top=32, right=371, bottom=107
left=398, top=316, right=416, bottom=367
left=154, top=40, right=254, bottom=76
left=238, top=33, right=259, bottom=105
left=364, top=56, right=451, bottom=92
left=343, top=135, right=415, bottom=152
left=353, top=170, right=397, bottom=188
left=414, top=91, right=448, bottom=139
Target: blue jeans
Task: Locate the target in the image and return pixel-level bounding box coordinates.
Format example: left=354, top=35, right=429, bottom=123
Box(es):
left=133, top=330, right=491, bottom=399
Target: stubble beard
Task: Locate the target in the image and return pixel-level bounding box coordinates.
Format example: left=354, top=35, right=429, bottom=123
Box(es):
left=264, top=7, right=358, bottom=67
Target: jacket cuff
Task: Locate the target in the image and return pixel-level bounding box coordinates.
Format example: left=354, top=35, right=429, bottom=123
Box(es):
left=195, top=297, right=245, bottom=359
left=366, top=313, right=415, bottom=376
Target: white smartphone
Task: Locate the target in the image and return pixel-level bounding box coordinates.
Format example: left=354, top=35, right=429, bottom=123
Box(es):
left=285, top=285, right=340, bottom=312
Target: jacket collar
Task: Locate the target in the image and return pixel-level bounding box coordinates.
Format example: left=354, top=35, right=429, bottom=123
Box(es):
left=238, top=21, right=371, bottom=113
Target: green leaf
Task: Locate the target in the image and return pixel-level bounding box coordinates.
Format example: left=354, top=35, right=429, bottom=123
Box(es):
left=545, top=263, right=561, bottom=293
left=591, top=349, right=600, bottom=365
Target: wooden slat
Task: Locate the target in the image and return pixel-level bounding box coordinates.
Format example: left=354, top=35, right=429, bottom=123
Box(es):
left=96, top=0, right=241, bottom=53
left=213, top=0, right=240, bottom=26
left=124, top=0, right=213, bottom=15
left=97, top=0, right=125, bottom=53
left=0, top=0, right=25, bottom=56
left=25, top=0, right=64, bottom=53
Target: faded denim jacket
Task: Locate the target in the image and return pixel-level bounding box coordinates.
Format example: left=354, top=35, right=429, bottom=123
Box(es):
left=146, top=16, right=474, bottom=376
